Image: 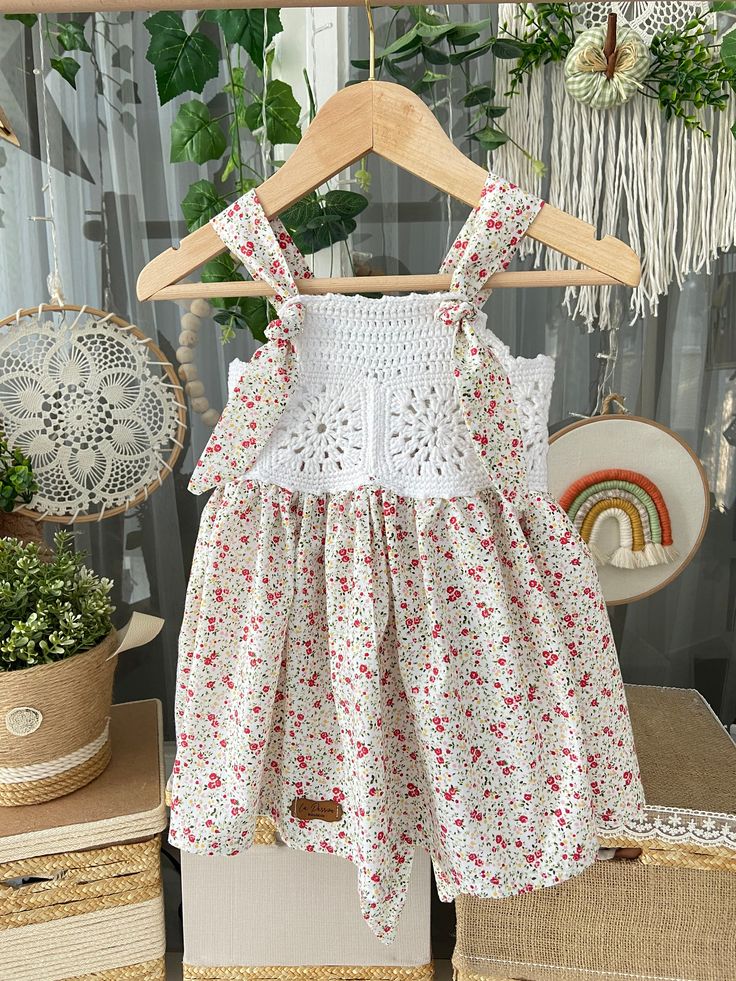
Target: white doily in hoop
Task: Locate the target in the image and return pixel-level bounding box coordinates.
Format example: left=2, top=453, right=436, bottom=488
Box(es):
left=572, top=2, right=713, bottom=44
left=0, top=304, right=186, bottom=522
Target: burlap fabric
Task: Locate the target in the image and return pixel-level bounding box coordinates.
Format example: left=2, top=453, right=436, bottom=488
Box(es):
left=453, top=685, right=736, bottom=981
left=455, top=859, right=736, bottom=981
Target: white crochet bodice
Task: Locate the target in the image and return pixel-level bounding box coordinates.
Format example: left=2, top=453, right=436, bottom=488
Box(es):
left=229, top=294, right=554, bottom=499
left=191, top=172, right=551, bottom=506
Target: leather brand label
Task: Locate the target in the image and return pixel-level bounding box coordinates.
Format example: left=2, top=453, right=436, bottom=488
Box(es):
left=290, top=797, right=344, bottom=823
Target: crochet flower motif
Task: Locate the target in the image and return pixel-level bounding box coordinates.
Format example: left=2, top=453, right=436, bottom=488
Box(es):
left=274, top=385, right=363, bottom=476
left=389, top=383, right=481, bottom=479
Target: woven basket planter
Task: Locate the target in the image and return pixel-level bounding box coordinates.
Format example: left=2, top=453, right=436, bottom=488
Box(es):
left=0, top=633, right=117, bottom=806
left=0, top=509, right=44, bottom=545
left=0, top=699, right=167, bottom=981
left=452, top=684, right=736, bottom=981
left=0, top=614, right=162, bottom=806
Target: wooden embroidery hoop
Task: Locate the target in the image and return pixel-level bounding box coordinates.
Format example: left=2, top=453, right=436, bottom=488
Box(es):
left=548, top=401, right=710, bottom=606
left=0, top=304, right=187, bottom=524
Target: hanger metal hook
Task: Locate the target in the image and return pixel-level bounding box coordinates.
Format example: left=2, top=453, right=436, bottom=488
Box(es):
left=364, top=0, right=376, bottom=82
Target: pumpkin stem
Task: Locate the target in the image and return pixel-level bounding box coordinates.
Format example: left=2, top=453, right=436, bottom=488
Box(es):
left=603, top=12, right=619, bottom=80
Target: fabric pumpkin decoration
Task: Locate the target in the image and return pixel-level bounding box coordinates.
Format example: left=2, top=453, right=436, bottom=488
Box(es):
left=564, top=24, right=650, bottom=109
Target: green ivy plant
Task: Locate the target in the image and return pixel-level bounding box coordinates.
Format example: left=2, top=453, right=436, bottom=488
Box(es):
left=0, top=532, right=114, bottom=671
left=142, top=8, right=370, bottom=341
left=0, top=435, right=37, bottom=513
left=5, top=12, right=91, bottom=88
left=351, top=6, right=526, bottom=159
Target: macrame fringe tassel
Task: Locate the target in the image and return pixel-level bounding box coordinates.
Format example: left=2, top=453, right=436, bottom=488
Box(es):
left=608, top=546, right=640, bottom=569
left=587, top=541, right=611, bottom=566
left=604, top=543, right=679, bottom=569
left=643, top=542, right=679, bottom=566
left=494, top=5, right=736, bottom=330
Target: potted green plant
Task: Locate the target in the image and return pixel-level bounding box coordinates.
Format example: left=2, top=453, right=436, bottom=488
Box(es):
left=0, top=532, right=118, bottom=805
left=0, top=434, right=39, bottom=542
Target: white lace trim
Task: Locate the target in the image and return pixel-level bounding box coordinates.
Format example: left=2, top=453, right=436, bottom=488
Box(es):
left=601, top=805, right=736, bottom=851
left=230, top=295, right=555, bottom=498
left=600, top=684, right=736, bottom=852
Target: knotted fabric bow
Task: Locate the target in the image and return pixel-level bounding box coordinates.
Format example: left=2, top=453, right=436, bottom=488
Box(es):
left=437, top=174, right=545, bottom=516
left=189, top=193, right=311, bottom=494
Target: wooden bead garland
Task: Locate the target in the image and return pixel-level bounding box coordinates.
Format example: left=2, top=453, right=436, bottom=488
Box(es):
left=175, top=299, right=221, bottom=428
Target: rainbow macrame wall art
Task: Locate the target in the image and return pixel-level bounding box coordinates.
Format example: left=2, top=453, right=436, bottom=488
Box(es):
left=560, top=469, right=678, bottom=570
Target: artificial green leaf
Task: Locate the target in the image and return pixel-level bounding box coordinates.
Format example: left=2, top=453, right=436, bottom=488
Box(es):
left=202, top=253, right=245, bottom=292
left=243, top=78, right=301, bottom=145
left=50, top=57, right=81, bottom=89
left=449, top=40, right=493, bottom=64
left=485, top=105, right=508, bottom=118
left=220, top=151, right=239, bottom=184
left=492, top=38, right=526, bottom=59
left=4, top=13, right=37, bottom=26
left=181, top=179, right=226, bottom=231
left=409, top=6, right=443, bottom=26
left=237, top=297, right=271, bottom=341
left=352, top=25, right=422, bottom=72
left=420, top=70, right=449, bottom=83
left=322, top=190, right=369, bottom=220
left=170, top=100, right=227, bottom=164
left=470, top=125, right=508, bottom=150
left=462, top=84, right=494, bottom=107
left=415, top=22, right=457, bottom=40
left=236, top=177, right=259, bottom=195
left=422, top=45, right=451, bottom=66
left=144, top=12, right=220, bottom=106
left=298, top=217, right=357, bottom=255
left=447, top=21, right=490, bottom=45
left=383, top=59, right=413, bottom=84
left=213, top=296, right=272, bottom=341
left=223, top=65, right=250, bottom=125
left=205, top=9, right=282, bottom=69
left=722, top=28, right=736, bottom=68
left=351, top=24, right=422, bottom=69
left=712, top=1, right=736, bottom=12
left=57, top=21, right=91, bottom=53
left=203, top=254, right=245, bottom=312
left=280, top=193, right=321, bottom=231
left=223, top=64, right=246, bottom=99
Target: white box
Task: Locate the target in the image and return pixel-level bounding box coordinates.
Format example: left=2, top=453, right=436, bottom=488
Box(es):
left=182, top=842, right=433, bottom=978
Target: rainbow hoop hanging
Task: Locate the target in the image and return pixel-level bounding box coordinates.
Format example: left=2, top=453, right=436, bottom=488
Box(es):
left=560, top=468, right=678, bottom=569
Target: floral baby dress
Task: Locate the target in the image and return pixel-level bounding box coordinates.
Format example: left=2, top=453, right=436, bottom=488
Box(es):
left=169, top=171, right=644, bottom=941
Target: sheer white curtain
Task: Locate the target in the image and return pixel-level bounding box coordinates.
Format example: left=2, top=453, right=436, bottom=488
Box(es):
left=2, top=8, right=735, bottom=738
left=1, top=14, right=260, bottom=734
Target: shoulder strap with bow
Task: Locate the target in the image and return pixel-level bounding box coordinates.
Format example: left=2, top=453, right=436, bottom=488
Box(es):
left=188, top=191, right=311, bottom=495
left=437, top=173, right=544, bottom=516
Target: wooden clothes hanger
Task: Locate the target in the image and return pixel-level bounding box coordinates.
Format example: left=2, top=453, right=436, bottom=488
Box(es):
left=136, top=6, right=641, bottom=303
left=0, top=104, right=20, bottom=148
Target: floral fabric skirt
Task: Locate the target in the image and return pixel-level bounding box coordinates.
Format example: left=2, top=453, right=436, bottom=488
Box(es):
left=169, top=479, right=644, bottom=941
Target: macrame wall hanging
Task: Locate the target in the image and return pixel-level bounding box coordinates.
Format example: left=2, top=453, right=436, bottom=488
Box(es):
left=494, top=2, right=736, bottom=330
left=0, top=28, right=186, bottom=523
